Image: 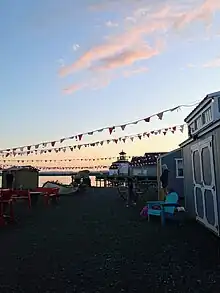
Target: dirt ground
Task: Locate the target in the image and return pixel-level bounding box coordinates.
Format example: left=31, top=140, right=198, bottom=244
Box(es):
left=0, top=187, right=220, bottom=292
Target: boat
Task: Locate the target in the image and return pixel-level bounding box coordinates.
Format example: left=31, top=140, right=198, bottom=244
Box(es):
left=42, top=181, right=79, bottom=195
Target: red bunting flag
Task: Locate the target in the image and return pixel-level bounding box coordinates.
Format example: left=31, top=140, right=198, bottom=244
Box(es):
left=109, top=127, right=115, bottom=134
left=78, top=134, right=83, bottom=141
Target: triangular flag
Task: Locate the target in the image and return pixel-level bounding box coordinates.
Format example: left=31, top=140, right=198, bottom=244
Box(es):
left=114, top=139, right=118, bottom=144
left=100, top=141, right=104, bottom=146
left=109, top=127, right=115, bottom=134
left=163, top=131, right=167, bottom=135
left=121, top=125, right=126, bottom=131
left=138, top=135, right=142, bottom=140
left=51, top=141, right=56, bottom=147
left=78, top=145, right=82, bottom=149
left=130, top=137, right=134, bottom=141
left=60, top=138, right=65, bottom=143
left=157, top=112, right=164, bottom=120
left=122, top=138, right=126, bottom=143
left=144, top=117, right=150, bottom=122
left=180, top=125, right=184, bottom=133
left=78, top=134, right=83, bottom=141
left=172, top=126, right=177, bottom=131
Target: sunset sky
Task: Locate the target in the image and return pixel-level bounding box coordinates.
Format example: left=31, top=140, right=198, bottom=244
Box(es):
left=0, top=0, right=220, bottom=168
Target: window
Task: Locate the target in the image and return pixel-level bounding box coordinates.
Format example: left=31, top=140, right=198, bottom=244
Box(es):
left=189, top=122, right=195, bottom=134
left=187, top=106, right=213, bottom=135
left=175, top=158, right=184, bottom=178
left=201, top=107, right=212, bottom=125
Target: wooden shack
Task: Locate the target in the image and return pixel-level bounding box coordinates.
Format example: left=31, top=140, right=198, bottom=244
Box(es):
left=2, top=165, right=39, bottom=190
left=180, top=91, right=220, bottom=236
left=157, top=148, right=184, bottom=198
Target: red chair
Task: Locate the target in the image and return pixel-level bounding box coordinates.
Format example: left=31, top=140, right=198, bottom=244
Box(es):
left=0, top=189, right=15, bottom=225
left=34, top=187, right=59, bottom=206
left=12, top=190, right=31, bottom=209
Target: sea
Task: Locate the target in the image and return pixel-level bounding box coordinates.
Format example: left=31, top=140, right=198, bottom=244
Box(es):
left=0, top=175, right=97, bottom=188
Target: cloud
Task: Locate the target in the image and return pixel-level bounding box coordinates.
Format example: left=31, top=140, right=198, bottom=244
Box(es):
left=124, top=66, right=149, bottom=77
left=59, top=22, right=164, bottom=76
left=63, top=83, right=85, bottom=94
left=202, top=57, right=220, bottom=68
left=72, top=44, right=80, bottom=51
left=57, top=58, right=65, bottom=67
left=94, top=45, right=158, bottom=70
left=61, top=0, right=220, bottom=77
left=61, top=0, right=220, bottom=93
left=105, top=21, right=118, bottom=27
left=187, top=63, right=196, bottom=68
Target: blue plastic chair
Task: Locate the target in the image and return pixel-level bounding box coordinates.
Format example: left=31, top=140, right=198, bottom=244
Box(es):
left=147, top=192, right=179, bottom=225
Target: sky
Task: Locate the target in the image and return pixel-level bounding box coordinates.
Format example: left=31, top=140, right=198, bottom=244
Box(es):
left=0, top=0, right=220, bottom=169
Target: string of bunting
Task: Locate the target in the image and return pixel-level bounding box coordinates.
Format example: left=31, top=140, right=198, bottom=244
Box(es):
left=0, top=165, right=109, bottom=171
left=0, top=101, right=197, bottom=154
left=0, top=156, right=128, bottom=163
left=1, top=124, right=186, bottom=157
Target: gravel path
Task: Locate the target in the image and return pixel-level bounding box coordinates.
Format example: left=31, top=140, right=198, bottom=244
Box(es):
left=0, top=188, right=220, bottom=292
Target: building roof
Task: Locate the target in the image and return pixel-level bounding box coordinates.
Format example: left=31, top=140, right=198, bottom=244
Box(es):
left=159, top=148, right=181, bottom=159
left=130, top=152, right=166, bottom=167
left=4, top=165, right=39, bottom=172
left=109, top=161, right=129, bottom=169
left=184, top=91, right=220, bottom=123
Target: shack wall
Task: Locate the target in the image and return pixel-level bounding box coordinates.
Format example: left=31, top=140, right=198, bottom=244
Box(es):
left=161, top=149, right=184, bottom=198
left=182, top=127, right=220, bottom=222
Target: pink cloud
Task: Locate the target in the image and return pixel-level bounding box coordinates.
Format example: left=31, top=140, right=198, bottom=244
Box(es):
left=60, top=0, right=220, bottom=94
left=63, top=83, right=86, bottom=94
left=95, top=46, right=158, bottom=70
left=59, top=22, right=164, bottom=77
left=203, top=57, right=220, bottom=68
left=173, top=0, right=219, bottom=29
left=124, top=66, right=149, bottom=77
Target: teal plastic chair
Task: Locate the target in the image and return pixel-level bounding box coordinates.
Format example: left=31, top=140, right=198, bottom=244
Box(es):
left=147, top=192, right=179, bottom=225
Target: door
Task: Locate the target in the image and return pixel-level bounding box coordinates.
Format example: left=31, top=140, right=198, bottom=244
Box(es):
left=191, top=136, right=219, bottom=235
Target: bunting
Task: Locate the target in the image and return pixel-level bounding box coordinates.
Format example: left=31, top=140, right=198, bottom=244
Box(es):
left=0, top=156, right=131, bottom=163
left=0, top=165, right=109, bottom=171
left=0, top=124, right=186, bottom=158
left=0, top=101, right=197, bottom=154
